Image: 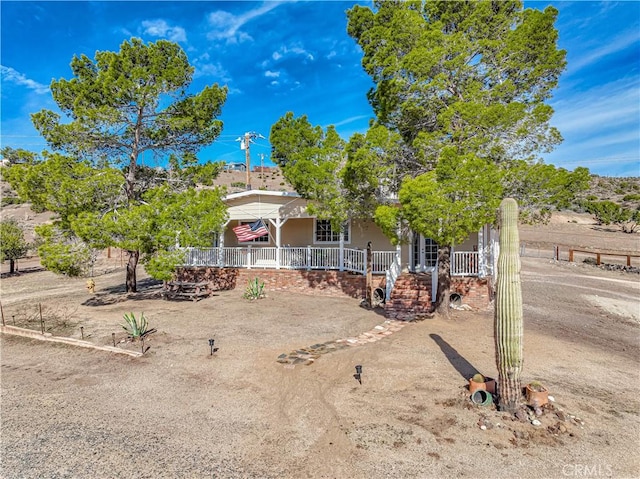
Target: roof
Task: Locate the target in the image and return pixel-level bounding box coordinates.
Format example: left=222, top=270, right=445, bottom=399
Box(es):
left=223, top=190, right=301, bottom=202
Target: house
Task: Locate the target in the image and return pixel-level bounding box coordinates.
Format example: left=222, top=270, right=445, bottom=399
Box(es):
left=224, top=162, right=247, bottom=172
left=176, top=190, right=497, bottom=318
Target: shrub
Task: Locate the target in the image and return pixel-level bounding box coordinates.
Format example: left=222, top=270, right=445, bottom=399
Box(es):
left=243, top=278, right=265, bottom=300
left=121, top=312, right=155, bottom=340
left=622, top=193, right=640, bottom=202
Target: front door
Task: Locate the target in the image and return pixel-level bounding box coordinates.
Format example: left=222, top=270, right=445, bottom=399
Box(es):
left=411, top=233, right=438, bottom=273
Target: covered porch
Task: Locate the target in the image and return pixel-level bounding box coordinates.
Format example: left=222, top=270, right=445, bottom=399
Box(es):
left=177, top=190, right=494, bottom=285
left=179, top=244, right=486, bottom=277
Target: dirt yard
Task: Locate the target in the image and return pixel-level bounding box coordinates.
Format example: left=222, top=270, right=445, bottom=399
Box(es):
left=1, top=213, right=639, bottom=478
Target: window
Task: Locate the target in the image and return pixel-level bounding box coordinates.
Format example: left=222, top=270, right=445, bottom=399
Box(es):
left=424, top=237, right=438, bottom=267
left=314, top=219, right=350, bottom=244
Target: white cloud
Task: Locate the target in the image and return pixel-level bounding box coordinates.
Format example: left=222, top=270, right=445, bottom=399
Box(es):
left=264, top=70, right=280, bottom=78
left=271, top=44, right=315, bottom=62
left=568, top=29, right=639, bottom=73
left=193, top=61, right=232, bottom=83
left=551, top=77, right=639, bottom=135
left=207, top=2, right=284, bottom=44
left=0, top=65, right=49, bottom=94
left=141, top=19, right=187, bottom=43
left=545, top=77, right=640, bottom=176
left=331, top=115, right=370, bottom=128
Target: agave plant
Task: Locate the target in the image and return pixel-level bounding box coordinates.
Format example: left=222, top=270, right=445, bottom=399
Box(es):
left=243, top=278, right=265, bottom=300
left=122, top=312, right=155, bottom=340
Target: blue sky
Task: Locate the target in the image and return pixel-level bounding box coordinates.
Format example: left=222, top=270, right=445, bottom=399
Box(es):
left=1, top=1, right=638, bottom=177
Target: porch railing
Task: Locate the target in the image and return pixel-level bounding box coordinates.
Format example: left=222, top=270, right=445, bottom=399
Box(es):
left=180, top=246, right=394, bottom=275
left=180, top=247, right=482, bottom=277
left=451, top=251, right=479, bottom=276
left=385, top=254, right=401, bottom=301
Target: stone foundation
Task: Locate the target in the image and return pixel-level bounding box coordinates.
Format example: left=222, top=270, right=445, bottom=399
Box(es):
left=175, top=267, right=386, bottom=299
left=174, top=267, right=492, bottom=314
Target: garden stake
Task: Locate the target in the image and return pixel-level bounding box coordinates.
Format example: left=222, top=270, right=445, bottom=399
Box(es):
left=112, top=333, right=116, bottom=347
left=141, top=337, right=145, bottom=354
left=12, top=315, right=16, bottom=325
left=354, top=365, right=363, bottom=385
left=39, top=303, right=44, bottom=334
left=0, top=301, right=5, bottom=326
left=81, top=326, right=84, bottom=340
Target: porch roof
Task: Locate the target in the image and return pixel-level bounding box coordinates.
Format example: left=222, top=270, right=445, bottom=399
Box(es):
left=223, top=189, right=311, bottom=221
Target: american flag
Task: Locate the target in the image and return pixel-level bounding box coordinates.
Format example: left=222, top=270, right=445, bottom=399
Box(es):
left=232, top=220, right=269, bottom=242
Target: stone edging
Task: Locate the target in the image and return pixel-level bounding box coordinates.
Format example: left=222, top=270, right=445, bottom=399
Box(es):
left=277, top=319, right=411, bottom=367
left=0, top=325, right=143, bottom=358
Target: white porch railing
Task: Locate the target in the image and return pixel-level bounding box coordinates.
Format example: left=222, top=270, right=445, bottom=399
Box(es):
left=450, top=251, right=480, bottom=276
left=180, top=246, right=394, bottom=275
left=181, top=247, right=483, bottom=277
left=385, top=254, right=402, bottom=301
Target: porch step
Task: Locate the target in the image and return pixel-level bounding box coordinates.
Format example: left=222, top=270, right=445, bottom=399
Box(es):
left=384, top=273, right=433, bottom=320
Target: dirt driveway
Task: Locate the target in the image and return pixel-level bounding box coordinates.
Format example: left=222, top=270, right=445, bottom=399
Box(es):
left=1, top=248, right=639, bottom=478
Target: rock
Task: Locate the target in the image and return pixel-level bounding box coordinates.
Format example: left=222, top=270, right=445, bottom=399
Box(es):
left=559, top=424, right=567, bottom=433
left=480, top=425, right=487, bottom=430
left=513, top=430, right=527, bottom=439
left=534, top=407, right=543, bottom=417
left=548, top=395, right=555, bottom=402
left=531, top=419, right=542, bottom=427
left=556, top=410, right=568, bottom=422
left=515, top=409, right=528, bottom=422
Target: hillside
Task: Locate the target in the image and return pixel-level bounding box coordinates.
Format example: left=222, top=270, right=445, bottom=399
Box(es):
left=214, top=167, right=295, bottom=194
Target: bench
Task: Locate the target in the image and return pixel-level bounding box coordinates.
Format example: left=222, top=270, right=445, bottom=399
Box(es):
left=253, top=259, right=277, bottom=268
left=163, top=281, right=210, bottom=301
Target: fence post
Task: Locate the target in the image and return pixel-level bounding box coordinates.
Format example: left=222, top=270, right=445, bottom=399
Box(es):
left=569, top=249, right=574, bottom=263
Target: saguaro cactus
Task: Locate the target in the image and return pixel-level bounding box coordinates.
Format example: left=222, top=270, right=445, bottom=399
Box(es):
left=494, top=198, right=524, bottom=413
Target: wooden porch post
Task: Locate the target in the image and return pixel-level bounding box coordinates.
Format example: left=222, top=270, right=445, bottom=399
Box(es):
left=478, top=226, right=486, bottom=278
left=366, top=241, right=372, bottom=305
left=339, top=231, right=345, bottom=272
left=219, top=221, right=229, bottom=267
left=274, top=218, right=281, bottom=269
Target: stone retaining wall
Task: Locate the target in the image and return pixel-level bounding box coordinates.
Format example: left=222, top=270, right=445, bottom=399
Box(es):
left=175, top=267, right=386, bottom=299
left=175, top=267, right=491, bottom=310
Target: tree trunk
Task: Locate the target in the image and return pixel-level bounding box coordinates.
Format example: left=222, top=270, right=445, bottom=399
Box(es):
left=126, top=250, right=139, bottom=293
left=365, top=241, right=373, bottom=306
left=9, top=259, right=16, bottom=274
left=435, top=245, right=451, bottom=317
left=494, top=198, right=524, bottom=413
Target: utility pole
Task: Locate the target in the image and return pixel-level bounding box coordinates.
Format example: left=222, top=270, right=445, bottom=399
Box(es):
left=237, top=132, right=265, bottom=190
left=258, top=153, right=265, bottom=187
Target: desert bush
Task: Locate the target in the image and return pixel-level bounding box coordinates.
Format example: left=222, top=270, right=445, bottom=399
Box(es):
left=122, top=312, right=155, bottom=339
left=622, top=193, right=640, bottom=202
left=243, top=278, right=265, bottom=300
